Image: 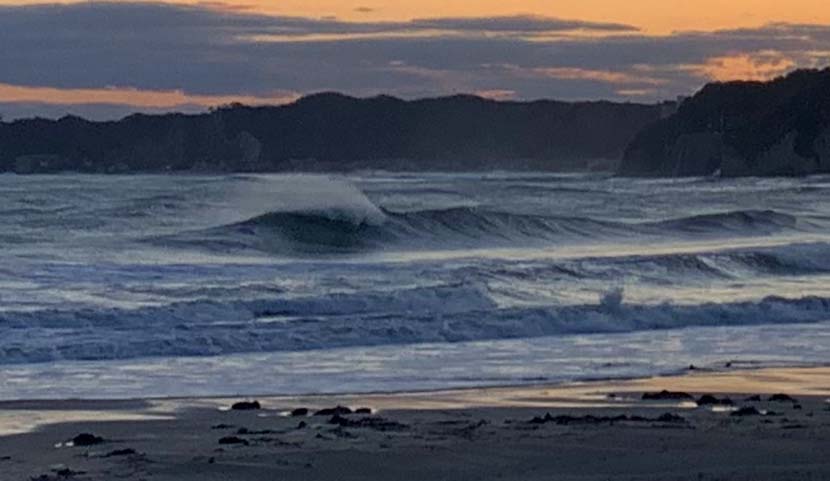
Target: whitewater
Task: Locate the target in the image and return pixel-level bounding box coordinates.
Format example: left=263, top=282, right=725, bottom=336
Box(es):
left=1, top=172, right=830, bottom=399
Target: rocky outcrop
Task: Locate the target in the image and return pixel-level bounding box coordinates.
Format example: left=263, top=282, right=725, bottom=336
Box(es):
left=620, top=68, right=830, bottom=177
left=815, top=125, right=830, bottom=171
left=667, top=132, right=728, bottom=176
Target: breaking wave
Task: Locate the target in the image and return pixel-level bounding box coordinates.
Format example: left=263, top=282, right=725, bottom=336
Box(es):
left=2, top=283, right=830, bottom=364
left=156, top=205, right=812, bottom=255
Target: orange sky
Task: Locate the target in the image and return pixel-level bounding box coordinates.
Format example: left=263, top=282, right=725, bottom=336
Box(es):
left=1, top=0, right=829, bottom=116
left=4, top=0, right=829, bottom=34
left=0, top=83, right=299, bottom=108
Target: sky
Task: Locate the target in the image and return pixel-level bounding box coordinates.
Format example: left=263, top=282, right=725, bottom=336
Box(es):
left=1, top=0, right=830, bottom=119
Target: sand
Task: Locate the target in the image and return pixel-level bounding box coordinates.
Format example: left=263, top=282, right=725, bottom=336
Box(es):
left=1, top=367, right=828, bottom=481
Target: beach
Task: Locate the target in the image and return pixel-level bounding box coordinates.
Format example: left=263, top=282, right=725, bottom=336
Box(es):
left=3, top=174, right=830, bottom=480
left=1, top=366, right=828, bottom=481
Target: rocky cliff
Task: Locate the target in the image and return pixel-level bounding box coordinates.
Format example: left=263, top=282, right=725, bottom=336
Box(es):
left=619, top=68, right=830, bottom=177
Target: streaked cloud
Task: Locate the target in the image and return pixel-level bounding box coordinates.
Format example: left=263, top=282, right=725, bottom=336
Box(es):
left=4, top=0, right=829, bottom=35
left=686, top=51, right=798, bottom=81
left=474, top=89, right=518, bottom=101
left=0, top=83, right=298, bottom=109
left=0, top=2, right=829, bottom=119
left=490, top=65, right=668, bottom=86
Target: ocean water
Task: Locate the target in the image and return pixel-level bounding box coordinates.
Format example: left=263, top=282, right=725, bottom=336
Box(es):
left=1, top=172, right=830, bottom=399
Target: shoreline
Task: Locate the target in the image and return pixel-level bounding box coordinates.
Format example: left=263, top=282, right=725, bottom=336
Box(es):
left=1, top=366, right=828, bottom=480
left=4, top=328, right=829, bottom=402
left=2, top=363, right=828, bottom=407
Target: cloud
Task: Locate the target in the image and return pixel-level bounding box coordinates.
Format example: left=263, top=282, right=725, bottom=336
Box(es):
left=683, top=51, right=798, bottom=81
left=407, top=15, right=637, bottom=34
left=0, top=83, right=298, bottom=108
left=0, top=2, right=829, bottom=119
left=474, top=89, right=518, bottom=101
left=487, top=65, right=668, bottom=86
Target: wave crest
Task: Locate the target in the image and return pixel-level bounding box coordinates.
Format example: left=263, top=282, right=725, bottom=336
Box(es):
left=157, top=204, right=811, bottom=255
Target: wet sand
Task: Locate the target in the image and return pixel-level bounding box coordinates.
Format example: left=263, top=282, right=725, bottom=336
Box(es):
left=1, top=367, right=828, bottom=481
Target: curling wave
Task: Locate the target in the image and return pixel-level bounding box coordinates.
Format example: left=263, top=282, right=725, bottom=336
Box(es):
left=155, top=205, right=814, bottom=255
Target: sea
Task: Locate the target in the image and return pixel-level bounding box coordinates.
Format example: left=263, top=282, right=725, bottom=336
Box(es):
left=1, top=172, right=829, bottom=400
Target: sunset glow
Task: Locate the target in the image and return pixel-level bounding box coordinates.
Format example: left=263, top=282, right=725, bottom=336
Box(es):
left=3, top=0, right=828, bottom=34
left=0, top=83, right=299, bottom=109
left=1, top=0, right=829, bottom=118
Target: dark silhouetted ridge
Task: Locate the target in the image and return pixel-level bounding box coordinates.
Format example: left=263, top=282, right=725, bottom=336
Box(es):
left=0, top=93, right=662, bottom=174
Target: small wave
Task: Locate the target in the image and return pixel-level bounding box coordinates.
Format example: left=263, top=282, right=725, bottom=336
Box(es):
left=647, top=210, right=800, bottom=234
left=455, top=242, right=830, bottom=287
left=2, top=284, right=830, bottom=364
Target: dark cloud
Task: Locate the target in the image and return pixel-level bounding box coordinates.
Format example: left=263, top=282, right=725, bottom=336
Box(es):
left=1, top=2, right=829, bottom=119
left=408, top=15, right=637, bottom=33
left=0, top=2, right=635, bottom=37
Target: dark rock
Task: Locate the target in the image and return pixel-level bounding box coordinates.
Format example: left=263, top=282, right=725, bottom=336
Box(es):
left=297, top=421, right=307, bottom=429
left=529, top=412, right=684, bottom=425
left=328, top=414, right=408, bottom=431
left=314, top=405, right=352, bottom=416
left=34, top=466, right=88, bottom=479
left=769, top=394, right=797, bottom=403
left=105, top=448, right=137, bottom=457
left=529, top=413, right=555, bottom=424
left=744, top=395, right=762, bottom=402
left=328, top=414, right=349, bottom=425
left=55, top=468, right=86, bottom=477
left=355, top=407, right=372, bottom=414
left=218, top=436, right=249, bottom=446
left=793, top=404, right=802, bottom=410
left=553, top=414, right=616, bottom=425
left=642, top=390, right=694, bottom=401
left=696, top=395, right=734, bottom=406
left=71, top=433, right=104, bottom=446
left=236, top=428, right=275, bottom=435
left=696, top=394, right=719, bottom=406
left=211, top=424, right=235, bottom=430
left=290, top=408, right=309, bottom=417
left=731, top=406, right=762, bottom=417
left=656, top=413, right=686, bottom=423
left=231, top=401, right=261, bottom=411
